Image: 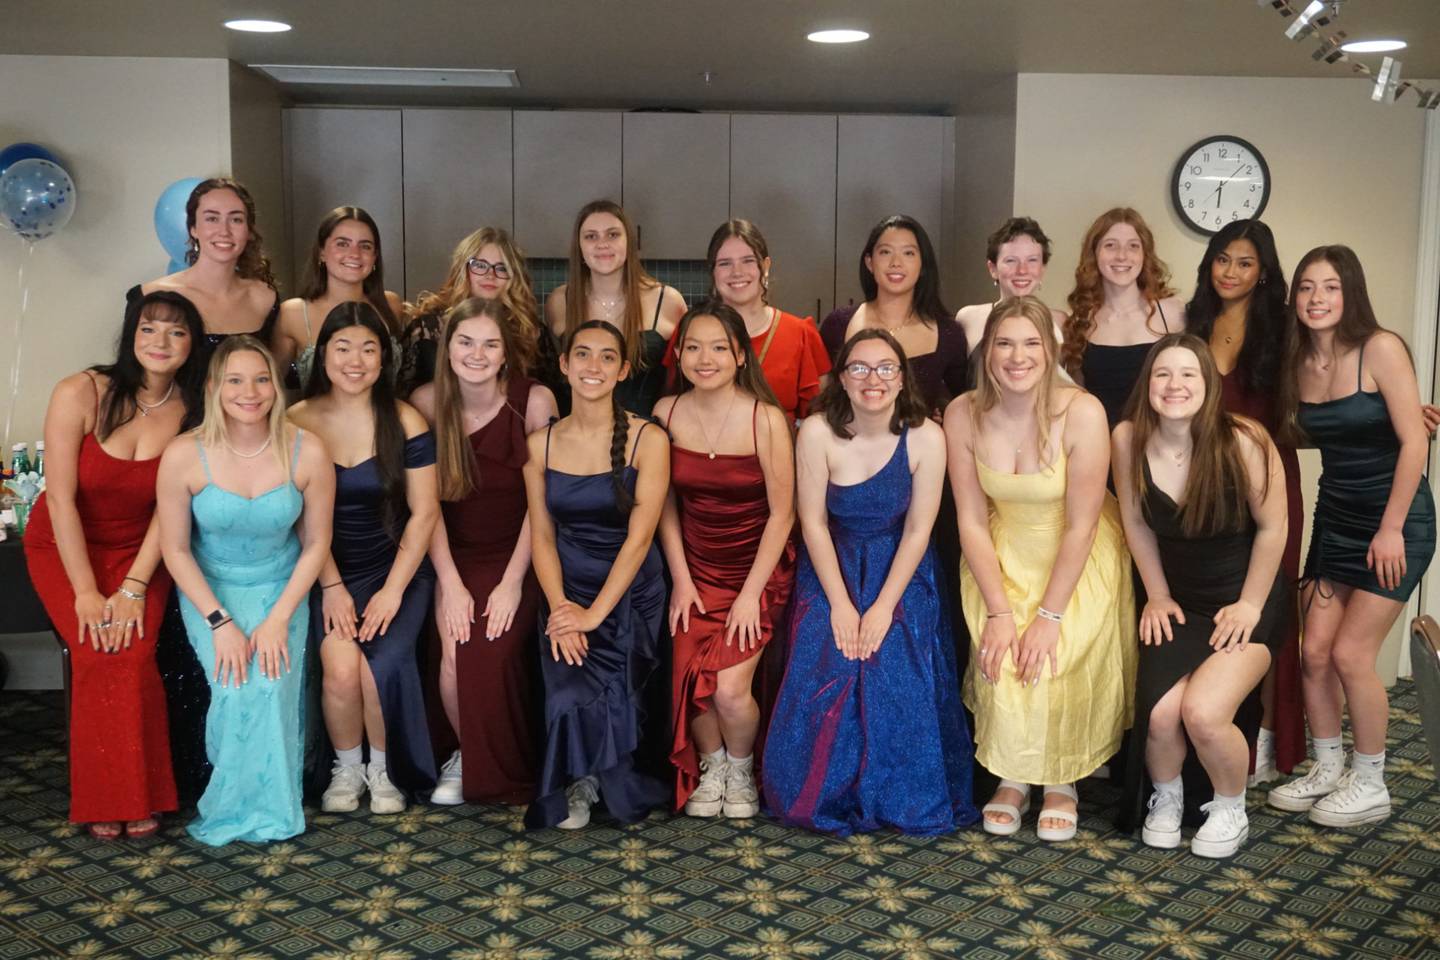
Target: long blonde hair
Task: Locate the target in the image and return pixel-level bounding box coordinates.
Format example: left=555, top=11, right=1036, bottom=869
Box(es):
left=412, top=226, right=541, bottom=348
left=564, top=199, right=658, bottom=370
left=198, top=336, right=291, bottom=478
left=970, top=296, right=1067, bottom=467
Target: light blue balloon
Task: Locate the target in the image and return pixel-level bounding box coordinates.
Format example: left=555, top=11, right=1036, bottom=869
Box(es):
left=154, top=176, right=203, bottom=262
left=0, top=158, right=76, bottom=242
left=167, top=256, right=188, bottom=275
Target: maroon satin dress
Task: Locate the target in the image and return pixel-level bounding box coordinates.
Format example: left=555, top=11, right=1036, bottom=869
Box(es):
left=666, top=400, right=795, bottom=810
left=24, top=434, right=179, bottom=823
left=1222, top=369, right=1305, bottom=774
left=443, top=374, right=543, bottom=803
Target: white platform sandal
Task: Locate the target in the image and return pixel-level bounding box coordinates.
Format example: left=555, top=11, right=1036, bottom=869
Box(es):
left=1036, top=783, right=1079, bottom=842
left=981, top=779, right=1031, bottom=836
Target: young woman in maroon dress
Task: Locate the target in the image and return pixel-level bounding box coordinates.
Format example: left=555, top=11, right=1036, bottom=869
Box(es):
left=411, top=298, right=557, bottom=804
left=24, top=291, right=207, bottom=837
left=654, top=301, right=795, bottom=818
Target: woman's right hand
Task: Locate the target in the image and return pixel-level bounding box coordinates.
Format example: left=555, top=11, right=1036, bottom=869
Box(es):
left=212, top=621, right=251, bottom=688
left=830, top=599, right=861, bottom=659
left=322, top=583, right=358, bottom=642
left=74, top=590, right=110, bottom=652
left=668, top=577, right=706, bottom=636
left=1140, top=596, right=1185, bottom=646
left=436, top=579, right=475, bottom=646
left=978, top=614, right=1018, bottom=684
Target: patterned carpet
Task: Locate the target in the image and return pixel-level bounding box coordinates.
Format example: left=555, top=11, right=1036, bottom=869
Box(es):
left=0, top=684, right=1437, bottom=960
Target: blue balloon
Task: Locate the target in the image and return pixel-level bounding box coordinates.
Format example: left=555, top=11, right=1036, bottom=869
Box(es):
left=167, top=257, right=188, bottom=275
left=154, top=177, right=203, bottom=262
left=0, top=142, right=60, bottom=179
left=0, top=158, right=76, bottom=242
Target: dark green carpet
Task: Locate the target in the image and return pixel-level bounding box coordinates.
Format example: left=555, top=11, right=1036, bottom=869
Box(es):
left=0, top=684, right=1437, bottom=960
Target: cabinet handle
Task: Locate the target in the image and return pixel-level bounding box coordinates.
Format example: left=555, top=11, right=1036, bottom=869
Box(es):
left=816, top=298, right=822, bottom=320
left=637, top=224, right=643, bottom=251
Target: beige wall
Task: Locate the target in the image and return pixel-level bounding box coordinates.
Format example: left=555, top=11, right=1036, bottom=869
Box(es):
left=0, top=55, right=232, bottom=448
left=228, top=63, right=291, bottom=294
left=1012, top=73, right=1431, bottom=681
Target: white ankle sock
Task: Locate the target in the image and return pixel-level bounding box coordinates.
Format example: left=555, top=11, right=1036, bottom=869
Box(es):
left=702, top=748, right=725, bottom=767
left=336, top=745, right=363, bottom=767
left=1312, top=735, right=1343, bottom=766
left=1256, top=727, right=1275, bottom=756
left=1152, top=775, right=1182, bottom=798
left=369, top=748, right=387, bottom=770
left=1352, top=750, right=1385, bottom=781
left=727, top=751, right=753, bottom=772
left=1211, top=791, right=1245, bottom=811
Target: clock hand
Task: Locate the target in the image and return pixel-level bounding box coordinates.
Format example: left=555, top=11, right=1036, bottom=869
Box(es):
left=1216, top=181, right=1224, bottom=208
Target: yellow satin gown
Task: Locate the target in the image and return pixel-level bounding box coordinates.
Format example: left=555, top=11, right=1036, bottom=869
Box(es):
left=960, top=450, right=1136, bottom=785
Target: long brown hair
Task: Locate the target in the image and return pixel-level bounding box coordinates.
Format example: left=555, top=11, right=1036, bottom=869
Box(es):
left=1062, top=207, right=1175, bottom=377
left=969, top=295, right=1068, bottom=467
left=818, top=329, right=927, bottom=439
left=1126, top=333, right=1268, bottom=537
left=670, top=299, right=781, bottom=409
left=562, top=320, right=635, bottom=513
left=432, top=298, right=528, bottom=501
left=564, top=200, right=658, bottom=370
left=705, top=219, right=770, bottom=304
left=184, top=177, right=277, bottom=289
left=298, top=206, right=400, bottom=336
left=411, top=226, right=541, bottom=349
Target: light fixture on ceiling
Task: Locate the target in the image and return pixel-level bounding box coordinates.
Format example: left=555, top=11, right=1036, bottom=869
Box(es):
left=1283, top=1, right=1328, bottom=41
left=251, top=65, right=520, bottom=88
left=807, top=29, right=869, bottom=44
left=224, top=19, right=291, bottom=33
left=1371, top=55, right=1402, bottom=102
left=1341, top=39, right=1407, bottom=54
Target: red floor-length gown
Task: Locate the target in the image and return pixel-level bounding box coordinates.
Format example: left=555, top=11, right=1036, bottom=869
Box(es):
left=667, top=400, right=795, bottom=810
left=24, top=434, right=178, bottom=823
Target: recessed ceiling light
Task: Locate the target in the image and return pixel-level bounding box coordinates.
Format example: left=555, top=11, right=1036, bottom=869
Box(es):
left=225, top=19, right=291, bottom=33
left=1340, top=39, right=1407, bottom=54
left=807, top=29, right=869, bottom=44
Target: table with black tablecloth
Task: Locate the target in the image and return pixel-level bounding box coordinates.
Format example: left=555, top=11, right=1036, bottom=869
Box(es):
left=0, top=530, right=60, bottom=692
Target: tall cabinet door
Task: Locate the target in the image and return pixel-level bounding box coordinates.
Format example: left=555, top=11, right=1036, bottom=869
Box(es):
left=513, top=111, right=622, bottom=257
left=621, top=113, right=730, bottom=259
left=729, top=114, right=837, bottom=321
left=401, top=109, right=513, bottom=299
left=285, top=108, right=405, bottom=297
left=834, top=115, right=947, bottom=310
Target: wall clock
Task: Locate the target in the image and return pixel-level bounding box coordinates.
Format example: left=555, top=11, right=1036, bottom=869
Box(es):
left=1171, top=135, right=1270, bottom=235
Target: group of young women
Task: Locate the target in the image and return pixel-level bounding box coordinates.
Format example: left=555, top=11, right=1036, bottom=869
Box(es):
left=22, top=176, right=1434, bottom=860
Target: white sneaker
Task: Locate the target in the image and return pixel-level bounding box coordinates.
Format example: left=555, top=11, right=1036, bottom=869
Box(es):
left=1308, top=770, right=1390, bottom=827
left=722, top=760, right=759, bottom=819
left=1248, top=743, right=1280, bottom=788
left=1267, top=756, right=1344, bottom=812
left=367, top=762, right=406, bottom=815
left=557, top=776, right=599, bottom=830
left=685, top=753, right=727, bottom=818
left=1141, top=788, right=1183, bottom=849
left=321, top=762, right=367, bottom=812
left=431, top=750, right=464, bottom=806
left=1191, top=801, right=1248, bottom=858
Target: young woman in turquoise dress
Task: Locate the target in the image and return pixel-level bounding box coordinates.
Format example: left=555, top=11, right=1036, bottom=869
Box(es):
left=1267, top=246, right=1435, bottom=828
left=156, top=337, right=334, bottom=845
left=289, top=303, right=440, bottom=815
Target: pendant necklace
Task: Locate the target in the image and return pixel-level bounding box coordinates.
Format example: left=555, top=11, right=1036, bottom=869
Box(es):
left=136, top=381, right=175, bottom=417
left=693, top=391, right=738, bottom=460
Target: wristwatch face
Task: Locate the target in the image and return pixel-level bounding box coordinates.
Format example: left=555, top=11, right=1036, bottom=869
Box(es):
left=206, top=608, right=229, bottom=628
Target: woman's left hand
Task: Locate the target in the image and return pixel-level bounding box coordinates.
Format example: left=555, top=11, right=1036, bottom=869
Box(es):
left=547, top=601, right=597, bottom=638
left=1014, top=617, right=1061, bottom=687
left=249, top=615, right=292, bottom=679
left=482, top=577, right=523, bottom=641
left=103, top=589, right=145, bottom=651
left=856, top=602, right=895, bottom=660
left=1367, top=526, right=1407, bottom=592
left=1421, top=403, right=1440, bottom=438
left=724, top=589, right=763, bottom=652
left=358, top=586, right=404, bottom=642
left=1210, top=599, right=1260, bottom=652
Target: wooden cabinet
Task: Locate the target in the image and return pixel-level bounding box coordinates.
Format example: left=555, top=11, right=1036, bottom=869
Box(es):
left=729, top=114, right=837, bottom=319
left=513, top=111, right=622, bottom=257
left=621, top=113, right=730, bottom=259
left=285, top=108, right=405, bottom=297
left=400, top=109, right=513, bottom=299
left=834, top=115, right=948, bottom=309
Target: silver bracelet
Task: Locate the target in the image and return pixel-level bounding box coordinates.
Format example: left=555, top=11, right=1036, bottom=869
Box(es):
left=117, top=587, right=145, bottom=601
left=1036, top=606, right=1064, bottom=623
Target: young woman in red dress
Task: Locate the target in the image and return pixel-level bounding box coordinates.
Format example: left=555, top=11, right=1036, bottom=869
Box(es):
left=654, top=301, right=795, bottom=818
left=24, top=291, right=208, bottom=838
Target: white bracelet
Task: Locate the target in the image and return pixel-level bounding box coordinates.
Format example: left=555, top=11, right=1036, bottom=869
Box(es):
left=1036, top=606, right=1063, bottom=623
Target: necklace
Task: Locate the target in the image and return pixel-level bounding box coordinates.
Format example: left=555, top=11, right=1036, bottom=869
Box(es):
left=135, top=381, right=175, bottom=416
left=1318, top=352, right=1336, bottom=371
left=692, top=390, right=738, bottom=460
left=591, top=292, right=624, bottom=317
left=225, top=435, right=272, bottom=459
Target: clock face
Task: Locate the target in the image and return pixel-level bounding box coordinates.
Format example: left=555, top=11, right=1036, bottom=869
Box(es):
left=1171, top=136, right=1270, bottom=236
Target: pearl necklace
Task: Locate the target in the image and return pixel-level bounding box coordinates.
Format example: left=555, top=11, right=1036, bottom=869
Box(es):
left=136, top=381, right=175, bottom=417
left=225, top=436, right=272, bottom=459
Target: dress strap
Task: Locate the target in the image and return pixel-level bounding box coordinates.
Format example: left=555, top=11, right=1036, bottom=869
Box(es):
left=291, top=428, right=304, bottom=472
left=651, top=287, right=665, bottom=331
left=544, top=422, right=553, bottom=468
left=663, top=395, right=678, bottom=430
left=196, top=437, right=212, bottom=482
left=302, top=300, right=313, bottom=340
left=750, top=399, right=760, bottom=454
left=82, top=370, right=103, bottom=426
left=1357, top=339, right=1367, bottom=391
left=1155, top=300, right=1170, bottom=333
left=630, top=420, right=648, bottom=467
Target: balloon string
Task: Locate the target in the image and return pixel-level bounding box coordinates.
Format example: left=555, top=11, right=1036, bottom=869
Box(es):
left=2, top=240, right=32, bottom=458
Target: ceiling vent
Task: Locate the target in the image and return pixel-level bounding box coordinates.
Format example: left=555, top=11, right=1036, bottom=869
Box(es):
left=251, top=65, right=520, bottom=88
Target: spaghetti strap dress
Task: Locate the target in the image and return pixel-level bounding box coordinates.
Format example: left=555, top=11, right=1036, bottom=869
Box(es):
left=1300, top=340, right=1436, bottom=600
left=960, top=449, right=1137, bottom=785
left=181, top=434, right=308, bottom=845
left=324, top=433, right=440, bottom=797
left=445, top=374, right=544, bottom=803
left=1116, top=458, right=1289, bottom=833
left=1081, top=302, right=1171, bottom=429
left=666, top=400, right=795, bottom=810
left=525, top=423, right=669, bottom=828
left=763, top=429, right=977, bottom=836
left=615, top=290, right=672, bottom=417
left=24, top=433, right=178, bottom=824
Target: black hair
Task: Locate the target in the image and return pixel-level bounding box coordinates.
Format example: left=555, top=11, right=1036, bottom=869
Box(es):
left=306, top=301, right=408, bottom=539
left=670, top=299, right=781, bottom=408
left=858, top=214, right=950, bottom=326
left=565, top=319, right=634, bottom=513
left=92, top=291, right=208, bottom=440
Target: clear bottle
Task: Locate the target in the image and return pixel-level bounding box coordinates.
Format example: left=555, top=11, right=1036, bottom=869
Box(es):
left=10, top=443, right=30, bottom=476
left=33, top=441, right=45, bottom=477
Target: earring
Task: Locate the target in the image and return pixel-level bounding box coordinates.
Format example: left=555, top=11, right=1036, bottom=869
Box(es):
left=1258, top=277, right=1268, bottom=285
left=762, top=274, right=770, bottom=289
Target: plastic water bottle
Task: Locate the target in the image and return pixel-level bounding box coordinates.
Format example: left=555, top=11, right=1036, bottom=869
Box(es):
left=33, top=441, right=44, bottom=478
left=10, top=443, right=30, bottom=477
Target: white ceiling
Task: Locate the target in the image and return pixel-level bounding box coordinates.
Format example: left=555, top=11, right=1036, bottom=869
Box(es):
left=7, top=0, right=1438, bottom=110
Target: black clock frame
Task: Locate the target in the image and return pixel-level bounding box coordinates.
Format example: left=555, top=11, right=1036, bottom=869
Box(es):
left=1170, top=134, right=1272, bottom=236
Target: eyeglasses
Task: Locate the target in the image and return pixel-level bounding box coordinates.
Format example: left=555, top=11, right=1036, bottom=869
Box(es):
left=466, top=257, right=511, bottom=280
left=844, top=361, right=901, bottom=381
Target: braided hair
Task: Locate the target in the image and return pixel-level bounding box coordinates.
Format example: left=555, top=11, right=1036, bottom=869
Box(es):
left=566, top=319, right=635, bottom=514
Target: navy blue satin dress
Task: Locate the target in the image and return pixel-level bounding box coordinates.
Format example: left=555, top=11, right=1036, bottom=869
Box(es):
left=321, top=432, right=439, bottom=798
left=762, top=429, right=977, bottom=836
left=525, top=424, right=668, bottom=829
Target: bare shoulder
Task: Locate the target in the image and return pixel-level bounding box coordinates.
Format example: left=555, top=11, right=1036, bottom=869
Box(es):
left=408, top=383, right=436, bottom=422
left=1363, top=330, right=1412, bottom=370
left=757, top=400, right=790, bottom=438
left=287, top=398, right=318, bottom=429
left=293, top=424, right=331, bottom=474
left=1061, top=388, right=1107, bottom=435
left=942, top=391, right=974, bottom=430
left=1159, top=296, right=1187, bottom=330
left=396, top=400, right=429, bottom=436
left=1110, top=418, right=1134, bottom=447
left=651, top=394, right=677, bottom=425
left=525, top=383, right=557, bottom=426
left=909, top=417, right=946, bottom=457
left=54, top=370, right=103, bottom=404
left=161, top=431, right=200, bottom=470
left=796, top=413, right=831, bottom=454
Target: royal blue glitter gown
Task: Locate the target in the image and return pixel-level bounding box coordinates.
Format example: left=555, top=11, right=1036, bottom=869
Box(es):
left=180, top=435, right=308, bottom=846
left=763, top=429, right=978, bottom=835
left=320, top=433, right=439, bottom=798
